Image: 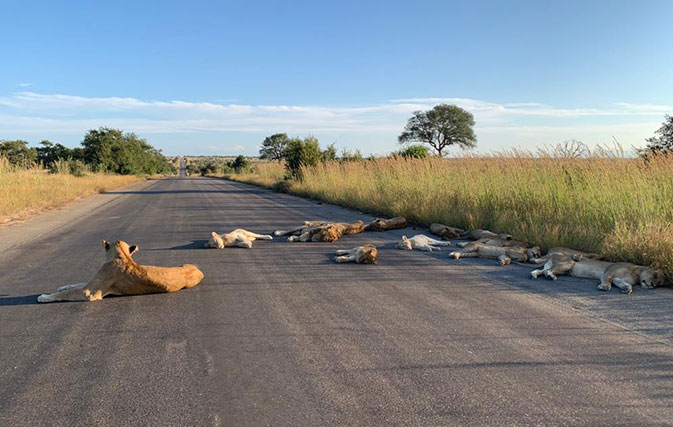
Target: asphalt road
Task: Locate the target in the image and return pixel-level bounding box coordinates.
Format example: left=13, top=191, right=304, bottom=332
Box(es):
left=2, top=173, right=673, bottom=426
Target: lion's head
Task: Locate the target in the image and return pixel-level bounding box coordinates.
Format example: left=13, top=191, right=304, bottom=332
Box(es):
left=396, top=235, right=412, bottom=250
left=103, top=239, right=138, bottom=261
left=640, top=266, right=665, bottom=289
left=205, top=232, right=225, bottom=249
left=359, top=244, right=378, bottom=264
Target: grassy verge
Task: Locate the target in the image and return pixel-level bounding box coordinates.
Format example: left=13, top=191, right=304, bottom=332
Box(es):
left=0, top=161, right=146, bottom=223
left=226, top=156, right=673, bottom=278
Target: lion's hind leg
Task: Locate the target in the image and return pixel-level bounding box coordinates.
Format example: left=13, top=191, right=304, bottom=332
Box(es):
left=242, top=230, right=273, bottom=240
left=612, top=277, right=634, bottom=294
left=335, top=248, right=356, bottom=255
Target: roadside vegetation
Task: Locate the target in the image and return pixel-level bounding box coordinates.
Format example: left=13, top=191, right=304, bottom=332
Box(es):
left=0, top=127, right=174, bottom=223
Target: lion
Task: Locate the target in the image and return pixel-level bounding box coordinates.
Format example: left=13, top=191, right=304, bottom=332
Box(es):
left=429, top=223, right=466, bottom=240
left=462, top=229, right=512, bottom=241
left=396, top=235, right=452, bottom=252
left=364, top=217, right=407, bottom=232
left=286, top=220, right=365, bottom=243
left=530, top=247, right=603, bottom=264
left=37, top=240, right=204, bottom=303
left=530, top=255, right=665, bottom=294
left=273, top=220, right=326, bottom=237
left=334, top=244, right=378, bottom=264
left=449, top=244, right=539, bottom=265
left=205, top=229, right=273, bottom=249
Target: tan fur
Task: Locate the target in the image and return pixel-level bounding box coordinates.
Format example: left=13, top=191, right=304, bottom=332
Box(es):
left=334, top=244, right=378, bottom=264
left=462, top=229, right=512, bottom=241
left=449, top=244, right=536, bottom=265
left=205, top=229, right=273, bottom=249
left=429, top=223, right=465, bottom=240
left=286, top=220, right=365, bottom=243
left=273, top=220, right=326, bottom=237
left=364, top=217, right=407, bottom=232
left=37, top=240, right=204, bottom=303
left=530, top=255, right=665, bottom=294
left=396, top=234, right=452, bottom=252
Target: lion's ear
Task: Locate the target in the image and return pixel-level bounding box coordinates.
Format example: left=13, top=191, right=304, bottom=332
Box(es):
left=102, top=240, right=111, bottom=251
left=129, top=245, right=138, bottom=255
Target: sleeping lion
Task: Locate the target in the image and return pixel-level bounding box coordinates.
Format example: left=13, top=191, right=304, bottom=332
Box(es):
left=334, top=244, right=378, bottom=264
left=276, top=220, right=365, bottom=243
left=205, top=229, right=273, bottom=249
left=37, top=240, right=204, bottom=303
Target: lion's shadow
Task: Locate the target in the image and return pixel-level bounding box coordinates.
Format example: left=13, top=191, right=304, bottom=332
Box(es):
left=0, top=294, right=40, bottom=306
left=148, top=240, right=210, bottom=250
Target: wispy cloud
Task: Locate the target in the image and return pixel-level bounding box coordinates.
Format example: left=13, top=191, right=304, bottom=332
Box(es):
left=18, top=83, right=31, bottom=87
left=0, top=91, right=667, bottom=152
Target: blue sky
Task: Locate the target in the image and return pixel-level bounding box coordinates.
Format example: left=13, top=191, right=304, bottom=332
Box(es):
left=1, top=0, right=672, bottom=156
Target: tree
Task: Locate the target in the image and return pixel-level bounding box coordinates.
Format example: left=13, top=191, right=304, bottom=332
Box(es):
left=230, top=155, right=249, bottom=173
left=284, top=136, right=322, bottom=179
left=321, top=143, right=338, bottom=162
left=398, top=104, right=476, bottom=157
left=0, top=140, right=37, bottom=166
left=641, top=115, right=673, bottom=156
left=36, top=140, right=74, bottom=168
left=396, top=144, right=429, bottom=159
left=259, top=133, right=290, bottom=161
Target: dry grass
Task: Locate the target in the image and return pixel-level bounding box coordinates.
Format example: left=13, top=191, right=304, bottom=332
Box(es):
left=228, top=154, right=673, bottom=278
left=0, top=158, right=144, bottom=223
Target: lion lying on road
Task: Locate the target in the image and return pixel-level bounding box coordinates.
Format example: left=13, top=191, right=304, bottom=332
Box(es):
left=205, top=229, right=273, bottom=249
left=463, top=229, right=512, bottom=241
left=530, top=255, right=664, bottom=294
left=396, top=235, right=452, bottom=252
left=429, top=223, right=466, bottom=240
left=38, top=240, right=204, bottom=303
left=449, top=244, right=540, bottom=265
left=364, top=217, right=407, bottom=232
left=276, top=220, right=365, bottom=242
left=334, top=244, right=378, bottom=264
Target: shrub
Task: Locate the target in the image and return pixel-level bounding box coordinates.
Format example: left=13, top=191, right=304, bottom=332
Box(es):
left=284, top=136, right=322, bottom=179
left=396, top=144, right=430, bottom=159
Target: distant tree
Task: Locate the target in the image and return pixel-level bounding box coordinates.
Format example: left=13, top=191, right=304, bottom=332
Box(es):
left=395, top=144, right=429, bottom=159
left=641, top=115, right=673, bottom=156
left=230, top=155, right=249, bottom=173
left=398, top=104, right=476, bottom=157
left=36, top=140, right=74, bottom=167
left=259, top=133, right=290, bottom=161
left=81, top=127, right=173, bottom=175
left=284, top=136, right=322, bottom=179
left=340, top=148, right=364, bottom=162
left=0, top=140, right=37, bottom=166
left=321, top=143, right=338, bottom=162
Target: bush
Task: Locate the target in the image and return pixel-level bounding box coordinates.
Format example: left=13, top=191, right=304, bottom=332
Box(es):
left=284, top=136, right=322, bottom=179
left=396, top=144, right=430, bottom=159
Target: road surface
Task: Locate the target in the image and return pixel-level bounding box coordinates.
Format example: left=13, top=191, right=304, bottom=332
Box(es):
left=1, top=173, right=673, bottom=426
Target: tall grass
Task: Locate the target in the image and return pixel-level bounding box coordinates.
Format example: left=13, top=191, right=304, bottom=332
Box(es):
left=0, top=157, right=144, bottom=223
left=228, top=154, right=673, bottom=277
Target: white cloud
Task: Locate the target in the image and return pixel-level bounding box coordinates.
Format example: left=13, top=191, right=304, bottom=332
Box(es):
left=18, top=83, right=31, bottom=87
left=0, top=91, right=668, bottom=153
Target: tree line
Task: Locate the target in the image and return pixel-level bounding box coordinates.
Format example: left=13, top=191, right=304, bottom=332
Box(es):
left=0, top=127, right=175, bottom=175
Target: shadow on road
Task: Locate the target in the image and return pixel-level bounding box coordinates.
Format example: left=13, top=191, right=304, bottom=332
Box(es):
left=147, top=240, right=210, bottom=250
left=0, top=294, right=39, bottom=306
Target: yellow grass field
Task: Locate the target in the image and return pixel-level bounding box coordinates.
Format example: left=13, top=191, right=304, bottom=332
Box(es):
left=0, top=160, right=145, bottom=223
left=229, top=155, right=673, bottom=278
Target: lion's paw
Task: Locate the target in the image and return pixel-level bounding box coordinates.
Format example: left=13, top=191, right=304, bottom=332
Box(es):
left=37, top=294, right=53, bottom=303
left=620, top=286, right=633, bottom=295
left=597, top=283, right=611, bottom=292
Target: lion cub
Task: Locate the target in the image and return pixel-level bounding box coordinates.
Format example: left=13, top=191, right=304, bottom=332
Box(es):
left=334, top=244, right=378, bottom=264
left=205, top=229, right=273, bottom=249
left=38, top=240, right=204, bottom=303
left=396, top=235, right=452, bottom=252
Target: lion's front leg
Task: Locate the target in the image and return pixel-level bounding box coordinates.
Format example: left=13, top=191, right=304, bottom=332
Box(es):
left=334, top=254, right=356, bottom=263
left=56, top=283, right=87, bottom=292
left=612, top=277, right=634, bottom=294
left=38, top=285, right=104, bottom=303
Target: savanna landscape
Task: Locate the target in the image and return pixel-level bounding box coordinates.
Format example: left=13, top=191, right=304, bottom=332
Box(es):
left=2, top=1, right=673, bottom=426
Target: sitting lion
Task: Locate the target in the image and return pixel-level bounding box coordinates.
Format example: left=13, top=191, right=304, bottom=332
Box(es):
left=396, top=235, right=452, bottom=252
left=334, top=244, right=378, bottom=264
left=364, top=217, right=407, bottom=232
left=38, top=240, right=204, bottom=303
left=449, top=243, right=540, bottom=265
left=281, top=220, right=365, bottom=243
left=205, top=229, right=273, bottom=249
left=429, top=223, right=466, bottom=240
left=531, top=255, right=664, bottom=294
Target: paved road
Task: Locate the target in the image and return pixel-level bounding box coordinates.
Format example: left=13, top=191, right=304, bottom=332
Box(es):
left=1, top=176, right=673, bottom=426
